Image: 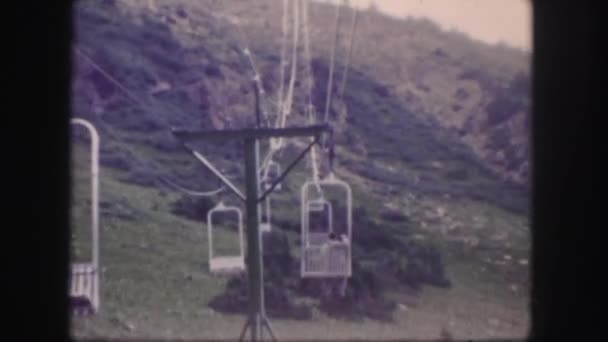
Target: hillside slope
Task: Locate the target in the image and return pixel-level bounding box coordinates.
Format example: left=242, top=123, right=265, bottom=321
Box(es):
left=69, top=0, right=530, bottom=339
left=192, top=0, right=532, bottom=185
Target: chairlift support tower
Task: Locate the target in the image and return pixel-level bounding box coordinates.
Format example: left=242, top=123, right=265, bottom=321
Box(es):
left=173, top=84, right=332, bottom=342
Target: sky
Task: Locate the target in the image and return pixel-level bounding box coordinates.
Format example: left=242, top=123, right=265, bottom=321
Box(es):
left=316, top=0, right=532, bottom=51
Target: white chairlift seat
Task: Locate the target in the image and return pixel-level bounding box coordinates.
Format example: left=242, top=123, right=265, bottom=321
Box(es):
left=207, top=202, right=246, bottom=274
left=69, top=118, right=101, bottom=315
left=209, top=256, right=246, bottom=274
left=301, top=173, right=352, bottom=278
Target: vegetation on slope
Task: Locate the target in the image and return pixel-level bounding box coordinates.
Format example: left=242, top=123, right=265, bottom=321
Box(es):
left=69, top=0, right=530, bottom=338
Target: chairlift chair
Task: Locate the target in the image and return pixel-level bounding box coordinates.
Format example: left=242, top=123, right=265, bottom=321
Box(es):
left=207, top=202, right=246, bottom=274
left=300, top=172, right=352, bottom=278
left=262, top=160, right=282, bottom=191
left=69, top=118, right=101, bottom=315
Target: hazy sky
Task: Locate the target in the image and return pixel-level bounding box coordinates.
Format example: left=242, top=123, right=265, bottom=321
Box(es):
left=317, top=0, right=532, bottom=51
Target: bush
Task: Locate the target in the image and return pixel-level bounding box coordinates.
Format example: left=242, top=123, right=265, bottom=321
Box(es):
left=98, top=144, right=134, bottom=171
left=318, top=203, right=449, bottom=315
left=207, top=197, right=451, bottom=322
left=204, top=63, right=224, bottom=79
left=170, top=196, right=215, bottom=221
left=120, top=166, right=160, bottom=187
left=209, top=231, right=313, bottom=320
left=380, top=209, right=410, bottom=223
left=485, top=95, right=519, bottom=126
left=400, top=242, right=451, bottom=289
left=444, top=168, right=469, bottom=181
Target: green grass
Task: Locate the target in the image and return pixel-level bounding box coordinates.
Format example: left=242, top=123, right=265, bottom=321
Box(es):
left=70, top=139, right=530, bottom=340
left=71, top=154, right=230, bottom=338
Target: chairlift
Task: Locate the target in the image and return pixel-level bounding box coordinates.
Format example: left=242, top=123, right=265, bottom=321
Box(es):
left=262, top=160, right=282, bottom=191
left=207, top=201, right=246, bottom=274
left=69, top=118, right=101, bottom=315
left=300, top=172, right=352, bottom=278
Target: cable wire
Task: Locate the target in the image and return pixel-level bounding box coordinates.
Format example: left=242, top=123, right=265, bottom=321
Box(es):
left=73, top=46, right=226, bottom=197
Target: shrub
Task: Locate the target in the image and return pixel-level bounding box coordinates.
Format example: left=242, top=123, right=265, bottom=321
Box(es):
left=485, top=95, right=519, bottom=126
left=444, top=168, right=469, bottom=181
left=209, top=231, right=313, bottom=320
left=120, top=166, right=160, bottom=187
left=170, top=196, right=215, bottom=221
left=380, top=209, right=410, bottom=223
left=98, top=144, right=135, bottom=171
left=204, top=63, right=224, bottom=79
left=202, top=194, right=450, bottom=322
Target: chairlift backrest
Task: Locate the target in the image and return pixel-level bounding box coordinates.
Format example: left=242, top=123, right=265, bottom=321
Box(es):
left=301, top=173, right=351, bottom=237
left=71, top=118, right=100, bottom=270
left=70, top=118, right=101, bottom=313
left=305, top=198, right=334, bottom=242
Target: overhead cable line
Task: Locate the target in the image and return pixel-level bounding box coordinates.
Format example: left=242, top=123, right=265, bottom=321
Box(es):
left=336, top=3, right=359, bottom=103
left=322, top=0, right=343, bottom=125
left=272, top=0, right=300, bottom=152
left=302, top=0, right=322, bottom=190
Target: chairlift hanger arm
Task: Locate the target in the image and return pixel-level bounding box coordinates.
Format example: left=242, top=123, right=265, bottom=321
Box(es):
left=179, top=142, right=246, bottom=202
left=173, top=125, right=330, bottom=203
left=160, top=177, right=225, bottom=197
left=191, top=149, right=246, bottom=202
left=258, top=134, right=321, bottom=203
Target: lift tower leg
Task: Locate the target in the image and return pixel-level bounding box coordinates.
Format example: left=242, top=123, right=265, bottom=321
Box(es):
left=173, top=84, right=331, bottom=342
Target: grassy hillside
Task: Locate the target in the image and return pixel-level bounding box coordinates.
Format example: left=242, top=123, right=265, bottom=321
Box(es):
left=69, top=0, right=530, bottom=339
left=70, top=142, right=529, bottom=340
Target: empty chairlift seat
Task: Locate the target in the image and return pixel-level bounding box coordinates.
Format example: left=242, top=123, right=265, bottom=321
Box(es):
left=207, top=202, right=246, bottom=274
